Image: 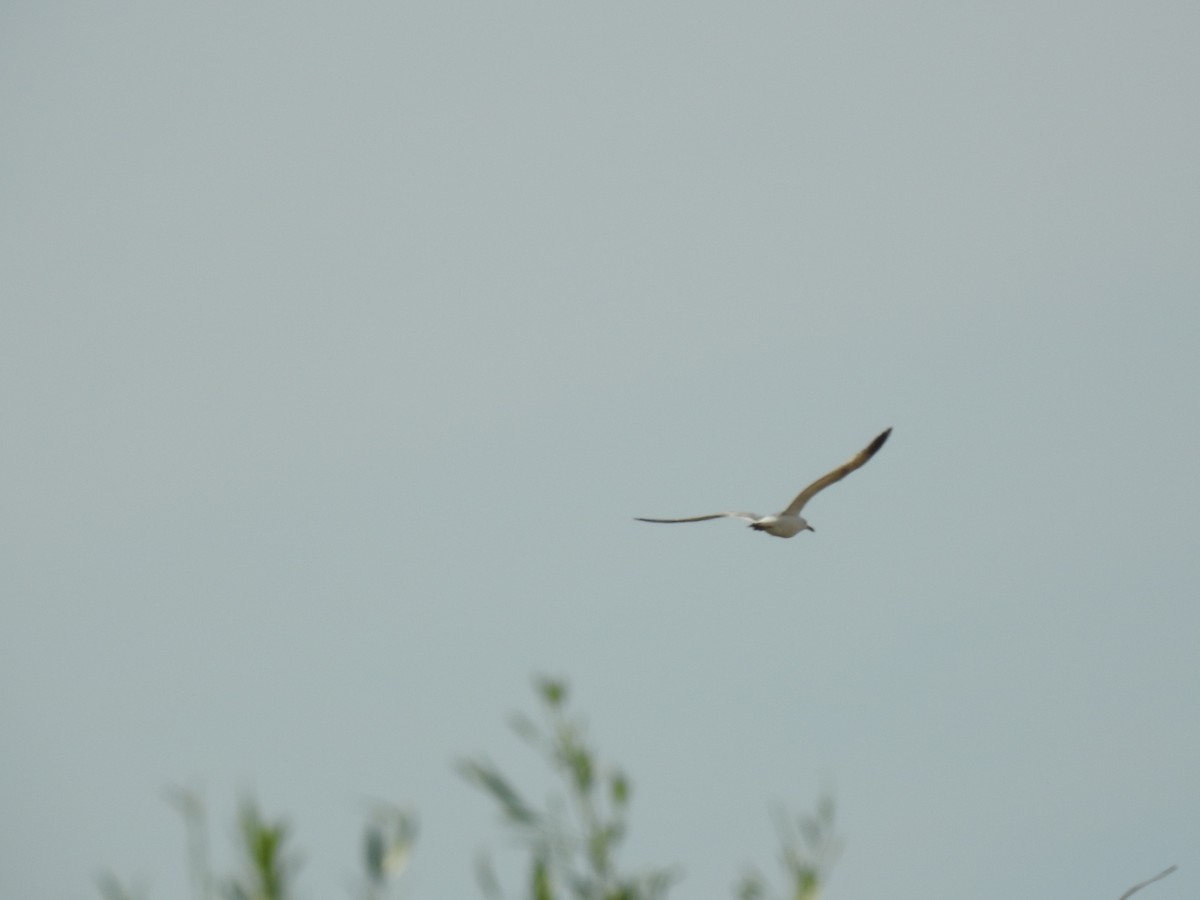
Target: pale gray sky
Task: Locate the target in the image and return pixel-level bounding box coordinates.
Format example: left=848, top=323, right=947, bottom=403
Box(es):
left=3, top=3, right=1198, bottom=899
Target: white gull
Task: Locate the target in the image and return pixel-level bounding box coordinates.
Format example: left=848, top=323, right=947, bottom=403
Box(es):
left=636, top=427, right=891, bottom=538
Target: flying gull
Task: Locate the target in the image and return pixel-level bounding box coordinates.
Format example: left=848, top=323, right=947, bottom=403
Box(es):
left=636, top=427, right=891, bottom=538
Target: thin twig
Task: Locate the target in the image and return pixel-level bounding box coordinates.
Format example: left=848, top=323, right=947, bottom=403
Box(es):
left=1118, top=865, right=1177, bottom=900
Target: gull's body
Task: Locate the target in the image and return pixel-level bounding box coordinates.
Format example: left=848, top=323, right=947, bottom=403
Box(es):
left=635, top=428, right=891, bottom=539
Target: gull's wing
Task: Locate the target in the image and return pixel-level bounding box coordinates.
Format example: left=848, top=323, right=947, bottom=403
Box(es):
left=781, top=427, right=892, bottom=517
left=635, top=512, right=759, bottom=524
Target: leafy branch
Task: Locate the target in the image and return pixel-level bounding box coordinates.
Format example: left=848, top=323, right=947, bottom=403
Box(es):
left=459, top=676, right=677, bottom=900
left=96, top=678, right=1179, bottom=900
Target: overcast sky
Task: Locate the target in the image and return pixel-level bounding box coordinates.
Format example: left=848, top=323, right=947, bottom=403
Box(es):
left=3, top=3, right=1198, bottom=899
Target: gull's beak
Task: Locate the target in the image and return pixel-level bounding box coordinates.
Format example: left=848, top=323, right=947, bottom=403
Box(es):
left=807, top=525, right=816, bottom=532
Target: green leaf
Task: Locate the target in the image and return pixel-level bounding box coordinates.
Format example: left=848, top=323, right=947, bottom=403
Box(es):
left=610, top=771, right=630, bottom=807
left=458, top=759, right=540, bottom=826
left=565, top=743, right=594, bottom=795
left=588, top=828, right=610, bottom=873
left=532, top=854, right=556, bottom=900
left=230, top=798, right=296, bottom=900
left=535, top=676, right=567, bottom=709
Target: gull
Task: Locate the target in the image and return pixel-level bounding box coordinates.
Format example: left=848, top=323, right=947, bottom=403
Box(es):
left=635, top=427, right=891, bottom=538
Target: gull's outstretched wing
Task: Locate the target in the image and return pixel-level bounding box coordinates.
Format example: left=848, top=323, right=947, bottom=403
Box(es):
left=781, top=427, right=892, bottom=517
left=634, top=512, right=759, bottom=524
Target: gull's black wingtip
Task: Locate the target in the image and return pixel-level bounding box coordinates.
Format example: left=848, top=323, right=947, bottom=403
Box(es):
left=867, top=427, right=892, bottom=456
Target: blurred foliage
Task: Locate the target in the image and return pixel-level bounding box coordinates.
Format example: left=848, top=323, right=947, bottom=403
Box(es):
left=96, top=871, right=147, bottom=900
left=98, top=677, right=835, bottom=900
left=736, top=796, right=841, bottom=900
left=459, top=676, right=679, bottom=900
left=363, top=803, right=419, bottom=900
left=225, top=799, right=299, bottom=900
